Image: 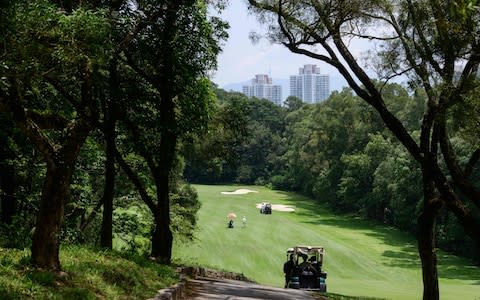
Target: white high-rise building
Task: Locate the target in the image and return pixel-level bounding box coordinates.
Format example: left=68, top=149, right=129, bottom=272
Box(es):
left=290, top=65, right=330, bottom=103
left=242, top=74, right=282, bottom=105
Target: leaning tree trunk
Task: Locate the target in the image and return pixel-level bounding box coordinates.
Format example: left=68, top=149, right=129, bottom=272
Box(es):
left=31, top=161, right=74, bottom=270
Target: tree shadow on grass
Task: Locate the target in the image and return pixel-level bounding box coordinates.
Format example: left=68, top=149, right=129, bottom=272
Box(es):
left=79, top=260, right=144, bottom=286
left=276, top=190, right=480, bottom=282
left=436, top=253, right=480, bottom=282
left=380, top=248, right=419, bottom=267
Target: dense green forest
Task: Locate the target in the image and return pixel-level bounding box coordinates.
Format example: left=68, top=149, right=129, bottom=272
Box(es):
left=1, top=0, right=480, bottom=299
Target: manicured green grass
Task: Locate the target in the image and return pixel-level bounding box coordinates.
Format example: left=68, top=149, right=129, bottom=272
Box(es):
left=0, top=245, right=177, bottom=299
left=173, top=184, right=480, bottom=300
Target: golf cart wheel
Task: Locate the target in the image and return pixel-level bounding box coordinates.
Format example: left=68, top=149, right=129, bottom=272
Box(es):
left=289, top=276, right=300, bottom=289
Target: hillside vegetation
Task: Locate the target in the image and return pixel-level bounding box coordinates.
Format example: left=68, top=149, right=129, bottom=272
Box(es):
left=173, top=185, right=480, bottom=300
left=0, top=246, right=177, bottom=299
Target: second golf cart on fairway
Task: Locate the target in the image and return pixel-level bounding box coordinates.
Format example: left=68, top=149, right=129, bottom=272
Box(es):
left=284, top=246, right=327, bottom=292
left=259, top=202, right=272, bottom=214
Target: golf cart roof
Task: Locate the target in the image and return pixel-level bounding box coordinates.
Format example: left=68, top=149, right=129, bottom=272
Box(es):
left=287, top=246, right=325, bottom=255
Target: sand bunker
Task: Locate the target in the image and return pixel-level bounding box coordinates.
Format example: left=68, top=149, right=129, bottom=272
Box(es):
left=221, top=189, right=259, bottom=195
left=256, top=203, right=296, bottom=212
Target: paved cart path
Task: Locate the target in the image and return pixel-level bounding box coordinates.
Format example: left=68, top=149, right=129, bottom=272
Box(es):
left=187, top=277, right=321, bottom=300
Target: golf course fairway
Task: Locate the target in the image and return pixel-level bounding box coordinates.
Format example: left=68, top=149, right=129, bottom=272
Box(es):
left=173, top=185, right=480, bottom=299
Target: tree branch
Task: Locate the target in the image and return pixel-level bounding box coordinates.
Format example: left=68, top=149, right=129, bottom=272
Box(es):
left=121, top=53, right=159, bottom=87
left=25, top=110, right=69, bottom=130
left=464, top=148, right=480, bottom=178
left=114, top=147, right=157, bottom=212
left=387, top=10, right=437, bottom=158
left=379, top=66, right=415, bottom=93
left=405, top=0, right=444, bottom=77
left=79, top=198, right=104, bottom=231
left=44, top=76, right=82, bottom=112
left=438, top=118, right=480, bottom=206
left=432, top=161, right=480, bottom=242
left=0, top=86, right=56, bottom=165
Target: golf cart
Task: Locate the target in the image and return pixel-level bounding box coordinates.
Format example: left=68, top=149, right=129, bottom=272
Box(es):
left=284, top=246, right=327, bottom=292
left=260, top=202, right=272, bottom=214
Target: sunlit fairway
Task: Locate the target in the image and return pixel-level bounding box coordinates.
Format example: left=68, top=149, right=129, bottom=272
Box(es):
left=173, top=184, right=480, bottom=299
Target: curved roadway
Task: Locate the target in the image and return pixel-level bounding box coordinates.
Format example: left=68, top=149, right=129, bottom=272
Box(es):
left=187, top=277, right=321, bottom=300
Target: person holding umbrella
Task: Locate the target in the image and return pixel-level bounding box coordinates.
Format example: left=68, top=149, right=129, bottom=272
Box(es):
left=227, top=212, right=236, bottom=228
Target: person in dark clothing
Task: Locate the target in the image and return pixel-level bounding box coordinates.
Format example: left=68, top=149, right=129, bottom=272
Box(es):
left=298, top=254, right=309, bottom=270
left=283, top=254, right=295, bottom=288
left=309, top=255, right=320, bottom=273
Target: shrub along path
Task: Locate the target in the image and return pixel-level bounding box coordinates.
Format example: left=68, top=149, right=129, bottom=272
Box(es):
left=173, top=185, right=480, bottom=300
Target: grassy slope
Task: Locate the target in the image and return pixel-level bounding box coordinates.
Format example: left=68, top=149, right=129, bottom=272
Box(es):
left=0, top=246, right=177, bottom=299
left=173, top=184, right=480, bottom=300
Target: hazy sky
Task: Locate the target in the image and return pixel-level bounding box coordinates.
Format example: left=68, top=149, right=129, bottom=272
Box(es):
left=210, top=1, right=342, bottom=88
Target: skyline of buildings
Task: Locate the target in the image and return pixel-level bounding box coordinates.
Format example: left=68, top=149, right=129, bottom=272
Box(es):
left=242, top=74, right=283, bottom=106
left=290, top=64, right=330, bottom=104
left=241, top=65, right=330, bottom=105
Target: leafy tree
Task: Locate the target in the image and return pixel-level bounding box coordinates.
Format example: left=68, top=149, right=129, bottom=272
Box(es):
left=111, top=0, right=227, bottom=263
left=0, top=0, right=112, bottom=270
left=183, top=91, right=251, bottom=183
left=372, top=146, right=422, bottom=231
left=170, top=184, right=202, bottom=242
left=235, top=97, right=286, bottom=184
left=281, top=89, right=375, bottom=199
left=284, top=95, right=304, bottom=111
left=248, top=1, right=480, bottom=298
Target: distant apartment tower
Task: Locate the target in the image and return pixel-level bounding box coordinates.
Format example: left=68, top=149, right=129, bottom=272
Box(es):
left=242, top=74, right=283, bottom=105
left=290, top=64, right=330, bottom=103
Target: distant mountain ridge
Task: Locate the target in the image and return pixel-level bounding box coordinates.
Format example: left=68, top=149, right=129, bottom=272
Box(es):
left=220, top=76, right=348, bottom=102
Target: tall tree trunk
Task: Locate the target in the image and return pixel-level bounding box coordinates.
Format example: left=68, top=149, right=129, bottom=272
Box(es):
left=150, top=101, right=176, bottom=262
left=418, top=166, right=442, bottom=300
left=100, top=124, right=115, bottom=248
left=100, top=60, right=118, bottom=249
left=31, top=161, right=74, bottom=270
left=150, top=113, right=176, bottom=263
left=418, top=205, right=439, bottom=300
left=29, top=117, right=92, bottom=270
left=151, top=183, right=173, bottom=263
left=150, top=1, right=179, bottom=263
